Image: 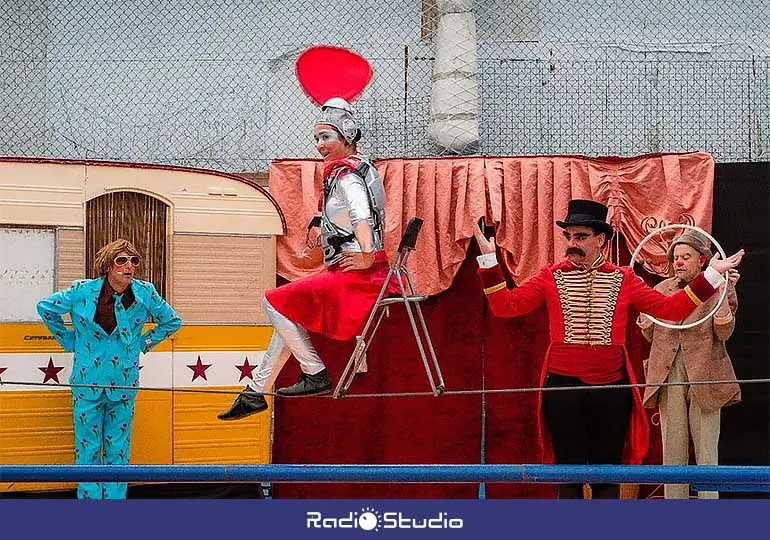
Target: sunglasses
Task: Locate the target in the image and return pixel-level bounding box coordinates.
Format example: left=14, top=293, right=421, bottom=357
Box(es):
left=114, top=256, right=141, bottom=266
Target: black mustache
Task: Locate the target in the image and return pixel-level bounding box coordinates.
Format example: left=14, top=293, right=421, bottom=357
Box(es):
left=565, top=247, right=586, bottom=257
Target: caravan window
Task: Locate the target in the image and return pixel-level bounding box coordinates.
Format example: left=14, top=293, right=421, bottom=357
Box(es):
left=0, top=227, right=55, bottom=322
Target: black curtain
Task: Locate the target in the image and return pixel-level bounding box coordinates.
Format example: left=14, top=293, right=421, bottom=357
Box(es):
left=712, top=162, right=770, bottom=494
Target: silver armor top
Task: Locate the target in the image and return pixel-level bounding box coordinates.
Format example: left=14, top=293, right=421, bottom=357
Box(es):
left=320, top=154, right=386, bottom=265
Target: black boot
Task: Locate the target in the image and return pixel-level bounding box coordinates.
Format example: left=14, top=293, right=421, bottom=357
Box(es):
left=217, top=386, right=268, bottom=420
left=276, top=369, right=332, bottom=396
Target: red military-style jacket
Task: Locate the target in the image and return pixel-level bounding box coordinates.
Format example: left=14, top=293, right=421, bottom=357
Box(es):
left=478, top=257, right=718, bottom=464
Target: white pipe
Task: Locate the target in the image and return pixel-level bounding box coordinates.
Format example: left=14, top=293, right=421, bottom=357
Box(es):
left=428, top=0, right=481, bottom=155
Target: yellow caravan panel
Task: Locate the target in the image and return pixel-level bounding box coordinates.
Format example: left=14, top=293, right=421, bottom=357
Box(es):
left=0, top=158, right=285, bottom=494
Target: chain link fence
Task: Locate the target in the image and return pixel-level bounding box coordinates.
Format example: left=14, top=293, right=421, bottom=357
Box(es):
left=1, top=0, right=768, bottom=173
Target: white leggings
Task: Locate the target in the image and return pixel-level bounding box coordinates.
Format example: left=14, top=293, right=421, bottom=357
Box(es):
left=248, top=297, right=326, bottom=393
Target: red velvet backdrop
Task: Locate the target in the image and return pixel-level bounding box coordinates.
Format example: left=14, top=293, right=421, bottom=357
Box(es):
left=264, top=154, right=715, bottom=498
left=271, top=238, right=663, bottom=499
left=272, top=252, right=484, bottom=498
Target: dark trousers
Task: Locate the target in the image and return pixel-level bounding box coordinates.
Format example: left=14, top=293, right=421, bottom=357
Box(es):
left=542, top=373, right=633, bottom=499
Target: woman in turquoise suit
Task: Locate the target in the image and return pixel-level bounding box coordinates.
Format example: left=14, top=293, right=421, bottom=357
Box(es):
left=37, top=239, right=181, bottom=499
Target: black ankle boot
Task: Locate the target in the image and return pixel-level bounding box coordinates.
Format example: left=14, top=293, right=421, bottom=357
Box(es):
left=217, top=386, right=268, bottom=420
left=276, top=369, right=332, bottom=396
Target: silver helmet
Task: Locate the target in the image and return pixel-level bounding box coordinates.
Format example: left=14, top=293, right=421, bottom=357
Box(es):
left=314, top=97, right=360, bottom=144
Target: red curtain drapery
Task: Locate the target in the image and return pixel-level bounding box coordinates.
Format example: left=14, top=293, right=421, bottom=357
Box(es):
left=270, top=152, right=714, bottom=293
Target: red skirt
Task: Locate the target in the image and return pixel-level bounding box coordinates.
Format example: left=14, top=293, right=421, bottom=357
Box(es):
left=265, top=251, right=399, bottom=341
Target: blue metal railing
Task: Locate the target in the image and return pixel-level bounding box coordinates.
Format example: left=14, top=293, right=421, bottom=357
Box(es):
left=1, top=464, right=769, bottom=491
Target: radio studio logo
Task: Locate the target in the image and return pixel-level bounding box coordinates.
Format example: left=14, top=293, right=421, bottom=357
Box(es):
left=306, top=506, right=464, bottom=531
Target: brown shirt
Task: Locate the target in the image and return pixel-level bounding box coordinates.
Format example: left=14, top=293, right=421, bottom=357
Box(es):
left=94, top=279, right=135, bottom=335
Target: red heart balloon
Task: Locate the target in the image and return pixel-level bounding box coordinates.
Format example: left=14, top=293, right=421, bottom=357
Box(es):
left=295, top=45, right=373, bottom=106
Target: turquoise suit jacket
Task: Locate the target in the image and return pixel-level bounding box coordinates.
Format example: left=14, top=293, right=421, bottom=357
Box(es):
left=37, top=277, right=182, bottom=401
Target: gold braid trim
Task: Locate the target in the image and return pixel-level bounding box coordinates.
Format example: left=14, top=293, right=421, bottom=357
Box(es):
left=484, top=282, right=507, bottom=295
left=684, top=285, right=703, bottom=305
left=555, top=269, right=623, bottom=345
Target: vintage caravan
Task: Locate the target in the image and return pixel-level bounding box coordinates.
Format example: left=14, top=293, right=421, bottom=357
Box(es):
left=0, top=157, right=285, bottom=494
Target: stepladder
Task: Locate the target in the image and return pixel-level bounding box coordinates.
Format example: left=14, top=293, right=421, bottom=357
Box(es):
left=333, top=217, right=445, bottom=398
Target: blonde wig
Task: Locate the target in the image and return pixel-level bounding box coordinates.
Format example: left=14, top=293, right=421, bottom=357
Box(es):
left=92, top=238, right=141, bottom=276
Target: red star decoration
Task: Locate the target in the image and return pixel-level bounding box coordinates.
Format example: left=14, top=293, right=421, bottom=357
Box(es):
left=235, top=357, right=256, bottom=382
left=39, top=357, right=64, bottom=384
left=0, top=366, right=7, bottom=381
left=187, top=356, right=211, bottom=382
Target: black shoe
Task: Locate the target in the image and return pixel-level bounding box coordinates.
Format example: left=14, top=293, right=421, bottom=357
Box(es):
left=276, top=369, right=332, bottom=397
left=217, top=386, right=268, bottom=420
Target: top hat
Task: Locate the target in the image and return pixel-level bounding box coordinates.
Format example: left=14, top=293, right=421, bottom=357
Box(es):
left=556, top=199, right=614, bottom=239
left=666, top=229, right=712, bottom=263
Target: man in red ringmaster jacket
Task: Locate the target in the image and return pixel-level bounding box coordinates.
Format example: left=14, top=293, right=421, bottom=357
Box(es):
left=473, top=199, right=745, bottom=499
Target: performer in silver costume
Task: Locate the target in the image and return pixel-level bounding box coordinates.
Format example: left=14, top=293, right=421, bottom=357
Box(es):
left=218, top=98, right=392, bottom=421
left=315, top=98, right=385, bottom=266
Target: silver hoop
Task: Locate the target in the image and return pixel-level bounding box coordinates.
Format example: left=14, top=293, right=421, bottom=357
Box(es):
left=631, top=224, right=728, bottom=330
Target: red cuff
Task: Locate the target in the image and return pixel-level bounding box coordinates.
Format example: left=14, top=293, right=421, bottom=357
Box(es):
left=478, top=265, right=507, bottom=292
left=686, top=272, right=717, bottom=304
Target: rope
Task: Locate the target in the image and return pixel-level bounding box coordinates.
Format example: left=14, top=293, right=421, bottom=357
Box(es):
left=1, top=377, right=768, bottom=399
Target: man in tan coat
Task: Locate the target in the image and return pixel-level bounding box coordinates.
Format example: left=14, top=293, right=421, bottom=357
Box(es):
left=638, top=230, right=740, bottom=499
